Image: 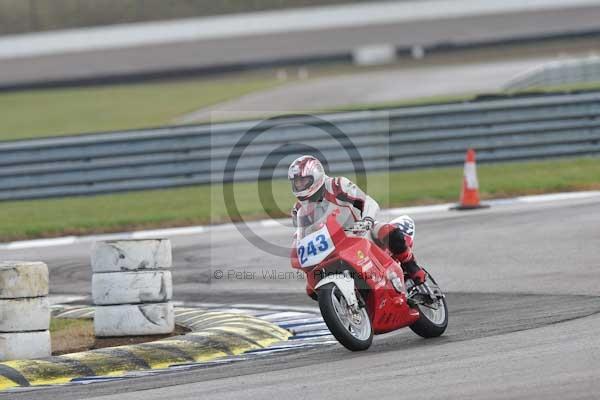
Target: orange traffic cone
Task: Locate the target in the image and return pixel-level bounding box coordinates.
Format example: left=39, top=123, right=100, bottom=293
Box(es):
left=454, top=149, right=489, bottom=210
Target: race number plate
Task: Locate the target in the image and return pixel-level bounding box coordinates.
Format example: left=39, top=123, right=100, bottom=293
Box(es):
left=297, top=225, right=335, bottom=268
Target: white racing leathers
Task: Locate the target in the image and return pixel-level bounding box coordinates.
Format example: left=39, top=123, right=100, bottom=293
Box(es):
left=291, top=176, right=379, bottom=230
left=291, top=176, right=420, bottom=273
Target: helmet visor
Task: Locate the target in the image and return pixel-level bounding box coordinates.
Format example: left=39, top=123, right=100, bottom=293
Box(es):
left=291, top=175, right=314, bottom=193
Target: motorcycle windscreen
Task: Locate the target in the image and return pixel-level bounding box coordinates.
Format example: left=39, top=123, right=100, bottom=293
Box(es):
left=295, top=202, right=340, bottom=268
left=295, top=201, right=355, bottom=237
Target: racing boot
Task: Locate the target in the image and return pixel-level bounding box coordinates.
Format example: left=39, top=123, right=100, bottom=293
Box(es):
left=375, top=224, right=427, bottom=285
left=401, top=258, right=437, bottom=308
left=398, top=257, right=427, bottom=286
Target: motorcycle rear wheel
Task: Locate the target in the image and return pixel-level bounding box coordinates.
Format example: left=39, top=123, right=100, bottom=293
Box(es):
left=318, top=283, right=373, bottom=351
left=409, top=272, right=448, bottom=338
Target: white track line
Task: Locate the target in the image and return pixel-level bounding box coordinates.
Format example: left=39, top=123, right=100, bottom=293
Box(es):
left=2, top=190, right=599, bottom=251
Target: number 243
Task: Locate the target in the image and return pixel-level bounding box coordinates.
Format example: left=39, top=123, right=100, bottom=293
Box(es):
left=298, top=234, right=329, bottom=264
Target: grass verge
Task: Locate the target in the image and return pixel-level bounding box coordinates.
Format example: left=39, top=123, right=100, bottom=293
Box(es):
left=50, top=318, right=95, bottom=355
left=2, top=157, right=599, bottom=242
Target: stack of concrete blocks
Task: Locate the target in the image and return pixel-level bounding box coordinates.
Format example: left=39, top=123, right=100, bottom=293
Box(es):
left=91, top=239, right=174, bottom=336
left=0, top=261, right=51, bottom=360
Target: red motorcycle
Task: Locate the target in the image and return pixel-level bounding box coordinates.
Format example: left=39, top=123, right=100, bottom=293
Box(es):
left=291, top=207, right=448, bottom=351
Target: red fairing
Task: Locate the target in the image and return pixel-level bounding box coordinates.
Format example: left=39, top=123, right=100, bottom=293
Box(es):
left=290, top=232, right=301, bottom=269
left=294, top=209, right=420, bottom=334
left=290, top=247, right=301, bottom=269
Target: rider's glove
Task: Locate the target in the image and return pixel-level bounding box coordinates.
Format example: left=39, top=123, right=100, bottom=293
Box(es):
left=352, top=217, right=375, bottom=233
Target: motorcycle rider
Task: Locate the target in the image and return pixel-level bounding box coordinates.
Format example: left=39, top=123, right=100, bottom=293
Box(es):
left=288, top=155, right=428, bottom=285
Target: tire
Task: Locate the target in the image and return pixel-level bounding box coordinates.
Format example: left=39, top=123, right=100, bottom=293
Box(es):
left=409, top=273, right=448, bottom=338
left=318, top=283, right=373, bottom=351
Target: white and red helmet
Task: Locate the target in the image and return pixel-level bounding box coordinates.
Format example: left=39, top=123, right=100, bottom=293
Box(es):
left=288, top=155, right=326, bottom=200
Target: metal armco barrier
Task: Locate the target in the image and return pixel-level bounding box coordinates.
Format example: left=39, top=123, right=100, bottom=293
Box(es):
left=1, top=91, right=599, bottom=201
left=504, top=56, right=600, bottom=90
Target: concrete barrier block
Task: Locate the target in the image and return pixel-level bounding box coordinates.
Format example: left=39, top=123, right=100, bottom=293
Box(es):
left=0, top=297, right=50, bottom=332
left=94, top=302, right=174, bottom=336
left=0, top=331, right=51, bottom=360
left=91, top=239, right=172, bottom=273
left=92, top=270, right=172, bottom=305
left=0, top=261, right=48, bottom=298
left=352, top=44, right=396, bottom=66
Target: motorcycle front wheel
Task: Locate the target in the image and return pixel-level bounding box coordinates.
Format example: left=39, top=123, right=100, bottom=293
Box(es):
left=318, top=283, right=373, bottom=351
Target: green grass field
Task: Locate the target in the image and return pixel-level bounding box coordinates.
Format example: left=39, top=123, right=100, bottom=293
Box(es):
left=2, top=157, right=599, bottom=242
left=49, top=317, right=94, bottom=355
left=0, top=74, right=280, bottom=141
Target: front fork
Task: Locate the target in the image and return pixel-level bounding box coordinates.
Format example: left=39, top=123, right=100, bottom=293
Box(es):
left=406, top=270, right=445, bottom=309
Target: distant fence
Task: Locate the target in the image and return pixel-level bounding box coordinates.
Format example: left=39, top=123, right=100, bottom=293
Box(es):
left=505, top=56, right=600, bottom=90
left=0, top=91, right=599, bottom=201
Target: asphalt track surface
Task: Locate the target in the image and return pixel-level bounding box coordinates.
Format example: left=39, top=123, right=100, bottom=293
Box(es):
left=1, top=194, right=599, bottom=399
left=3, top=4, right=600, bottom=87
